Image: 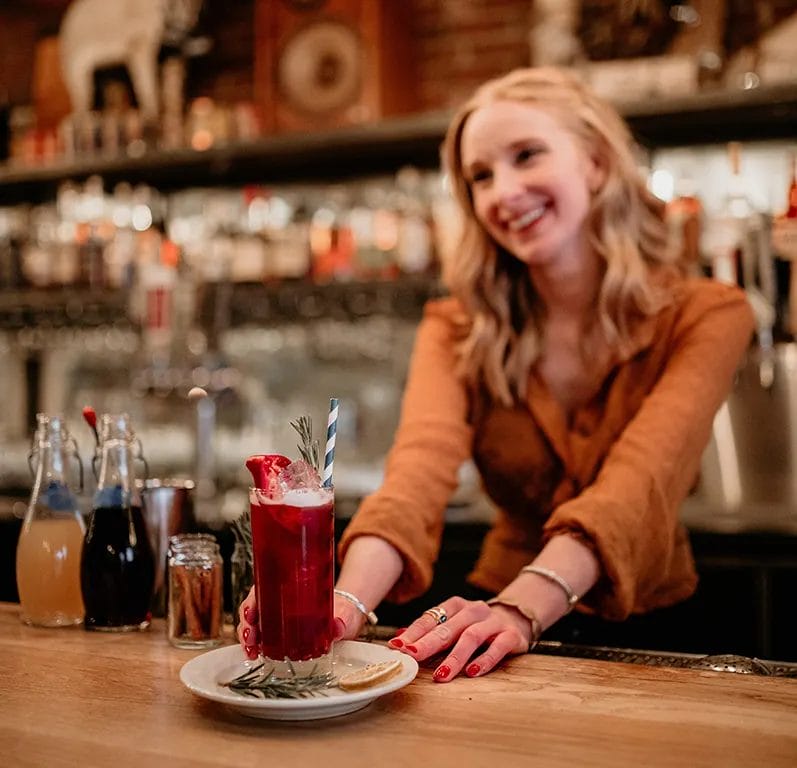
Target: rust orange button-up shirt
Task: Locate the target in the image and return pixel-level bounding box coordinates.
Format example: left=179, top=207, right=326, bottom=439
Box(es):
left=339, top=277, right=754, bottom=620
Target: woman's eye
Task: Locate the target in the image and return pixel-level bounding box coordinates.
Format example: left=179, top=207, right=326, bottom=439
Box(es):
left=470, top=169, right=492, bottom=184
left=516, top=147, right=542, bottom=165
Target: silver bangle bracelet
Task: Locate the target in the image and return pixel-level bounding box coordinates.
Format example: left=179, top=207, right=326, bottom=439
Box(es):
left=520, top=565, right=580, bottom=613
left=334, top=589, right=378, bottom=625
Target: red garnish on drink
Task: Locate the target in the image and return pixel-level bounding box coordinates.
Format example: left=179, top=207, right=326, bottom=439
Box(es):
left=245, top=454, right=291, bottom=489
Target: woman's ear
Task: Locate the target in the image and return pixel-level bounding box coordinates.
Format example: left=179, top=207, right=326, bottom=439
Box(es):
left=586, top=152, right=607, bottom=193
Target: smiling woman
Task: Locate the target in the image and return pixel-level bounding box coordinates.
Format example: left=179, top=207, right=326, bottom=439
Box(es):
left=443, top=68, right=678, bottom=409
left=236, top=66, right=756, bottom=683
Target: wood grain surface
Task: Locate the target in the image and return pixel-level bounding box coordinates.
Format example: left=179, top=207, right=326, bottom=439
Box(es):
left=1, top=602, right=795, bottom=768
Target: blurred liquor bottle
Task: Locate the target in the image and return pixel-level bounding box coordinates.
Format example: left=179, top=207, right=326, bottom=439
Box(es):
left=666, top=175, right=703, bottom=275
left=0, top=90, right=9, bottom=163
left=771, top=153, right=797, bottom=339
left=701, top=142, right=776, bottom=347
left=310, top=191, right=356, bottom=283
left=0, top=208, right=27, bottom=290
left=702, top=142, right=746, bottom=286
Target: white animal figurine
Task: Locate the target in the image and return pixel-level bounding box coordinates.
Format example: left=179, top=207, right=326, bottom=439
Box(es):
left=529, top=0, right=583, bottom=66
left=59, top=0, right=202, bottom=122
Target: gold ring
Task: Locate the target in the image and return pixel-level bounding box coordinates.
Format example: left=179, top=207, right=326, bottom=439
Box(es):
left=423, top=606, right=448, bottom=625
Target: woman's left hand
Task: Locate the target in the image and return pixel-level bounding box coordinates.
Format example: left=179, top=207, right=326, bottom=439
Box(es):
left=387, top=597, right=533, bottom=682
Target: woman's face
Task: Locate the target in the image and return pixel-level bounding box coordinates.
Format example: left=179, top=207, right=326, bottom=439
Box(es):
left=460, top=100, right=603, bottom=269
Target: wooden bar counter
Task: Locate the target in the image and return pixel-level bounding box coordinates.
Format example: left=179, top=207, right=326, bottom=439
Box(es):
left=1, top=602, right=795, bottom=767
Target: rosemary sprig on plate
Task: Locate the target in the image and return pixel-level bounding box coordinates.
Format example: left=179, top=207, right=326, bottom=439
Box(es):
left=290, top=415, right=320, bottom=471
left=222, top=661, right=336, bottom=699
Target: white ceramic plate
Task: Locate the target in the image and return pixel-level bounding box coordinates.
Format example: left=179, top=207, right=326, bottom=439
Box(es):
left=180, top=641, right=418, bottom=721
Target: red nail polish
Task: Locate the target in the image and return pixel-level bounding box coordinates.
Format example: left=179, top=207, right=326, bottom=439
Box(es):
left=388, top=638, right=403, bottom=648
left=433, top=664, right=451, bottom=680
left=244, top=645, right=257, bottom=658
left=244, top=607, right=256, bottom=624
left=394, top=627, right=407, bottom=636
left=405, top=645, right=418, bottom=653
left=333, top=617, right=346, bottom=640
left=466, top=663, right=480, bottom=677
left=242, top=627, right=251, bottom=642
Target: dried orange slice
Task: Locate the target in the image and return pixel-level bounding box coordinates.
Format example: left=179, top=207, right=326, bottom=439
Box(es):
left=338, top=659, right=403, bottom=691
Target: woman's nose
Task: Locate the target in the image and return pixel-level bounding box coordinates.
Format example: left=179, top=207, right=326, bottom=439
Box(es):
left=491, top=165, right=525, bottom=204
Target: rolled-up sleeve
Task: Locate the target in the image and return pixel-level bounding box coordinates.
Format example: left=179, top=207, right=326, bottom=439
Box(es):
left=543, top=284, right=755, bottom=619
left=338, top=299, right=474, bottom=602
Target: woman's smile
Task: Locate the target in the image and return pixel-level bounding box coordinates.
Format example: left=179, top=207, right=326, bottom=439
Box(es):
left=505, top=204, right=548, bottom=232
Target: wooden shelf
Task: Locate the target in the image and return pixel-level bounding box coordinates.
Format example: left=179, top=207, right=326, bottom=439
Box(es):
left=0, top=111, right=451, bottom=204
left=1, top=84, right=796, bottom=204
left=621, top=82, right=797, bottom=147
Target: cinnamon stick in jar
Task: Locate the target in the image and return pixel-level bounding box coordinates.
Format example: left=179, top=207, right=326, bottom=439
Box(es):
left=167, top=536, right=224, bottom=648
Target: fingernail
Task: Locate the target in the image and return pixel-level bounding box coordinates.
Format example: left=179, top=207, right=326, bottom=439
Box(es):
left=405, top=644, right=418, bottom=654
left=242, top=627, right=251, bottom=642
left=388, top=637, right=403, bottom=648
left=466, top=663, right=481, bottom=677
left=394, top=627, right=407, bottom=636
left=333, top=617, right=346, bottom=640
left=244, top=606, right=256, bottom=624
left=433, top=664, right=451, bottom=681
left=244, top=645, right=257, bottom=659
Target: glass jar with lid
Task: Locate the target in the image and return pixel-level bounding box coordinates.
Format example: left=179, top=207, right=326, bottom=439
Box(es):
left=167, top=533, right=224, bottom=648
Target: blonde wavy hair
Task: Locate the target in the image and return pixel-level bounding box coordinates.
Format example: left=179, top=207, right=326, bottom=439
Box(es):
left=442, top=67, right=679, bottom=407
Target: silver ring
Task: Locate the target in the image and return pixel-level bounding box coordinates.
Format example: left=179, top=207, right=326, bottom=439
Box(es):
left=423, top=606, right=447, bottom=625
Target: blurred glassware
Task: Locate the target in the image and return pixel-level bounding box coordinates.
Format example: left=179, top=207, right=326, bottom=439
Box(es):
left=81, top=412, right=155, bottom=631
left=16, top=414, right=85, bottom=627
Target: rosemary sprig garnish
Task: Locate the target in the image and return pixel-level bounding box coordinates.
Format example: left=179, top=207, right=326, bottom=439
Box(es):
left=222, top=661, right=336, bottom=699
left=231, top=507, right=253, bottom=568
left=290, top=415, right=320, bottom=471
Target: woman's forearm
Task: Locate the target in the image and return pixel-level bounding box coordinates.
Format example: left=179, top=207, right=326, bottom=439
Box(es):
left=336, top=535, right=404, bottom=614
left=494, top=534, right=601, bottom=630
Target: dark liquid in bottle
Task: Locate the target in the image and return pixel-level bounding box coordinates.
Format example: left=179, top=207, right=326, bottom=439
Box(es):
left=81, top=505, right=155, bottom=630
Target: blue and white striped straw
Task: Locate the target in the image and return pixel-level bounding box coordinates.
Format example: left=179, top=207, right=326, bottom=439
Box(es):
left=322, top=397, right=338, bottom=488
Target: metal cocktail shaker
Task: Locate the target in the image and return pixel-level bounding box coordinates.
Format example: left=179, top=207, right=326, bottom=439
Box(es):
left=140, top=478, right=197, bottom=617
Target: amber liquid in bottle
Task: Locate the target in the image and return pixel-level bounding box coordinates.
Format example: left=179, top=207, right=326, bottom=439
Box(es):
left=16, top=415, right=86, bottom=627
left=17, top=516, right=85, bottom=627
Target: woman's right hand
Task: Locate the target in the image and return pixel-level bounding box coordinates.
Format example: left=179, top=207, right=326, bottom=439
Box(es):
left=236, top=586, right=259, bottom=659
left=236, top=586, right=368, bottom=659
left=333, top=591, right=368, bottom=641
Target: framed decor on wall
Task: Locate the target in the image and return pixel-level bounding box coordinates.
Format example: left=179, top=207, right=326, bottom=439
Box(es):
left=253, top=0, right=417, bottom=134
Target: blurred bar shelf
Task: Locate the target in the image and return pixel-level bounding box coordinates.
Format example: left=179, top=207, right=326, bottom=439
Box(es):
left=0, top=278, right=444, bottom=329
left=0, top=111, right=451, bottom=205
left=0, top=288, right=132, bottom=328
left=2, top=85, right=797, bottom=204
left=201, top=275, right=445, bottom=327
left=621, top=82, right=797, bottom=147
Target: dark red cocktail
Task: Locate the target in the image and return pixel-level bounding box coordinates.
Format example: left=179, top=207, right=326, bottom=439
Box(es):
left=249, top=486, right=334, bottom=674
